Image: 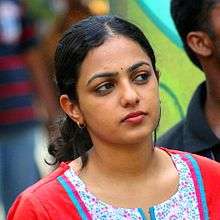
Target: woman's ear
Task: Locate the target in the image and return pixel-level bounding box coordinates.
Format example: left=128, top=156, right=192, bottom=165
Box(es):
left=186, top=31, right=213, bottom=57
left=59, top=95, right=84, bottom=124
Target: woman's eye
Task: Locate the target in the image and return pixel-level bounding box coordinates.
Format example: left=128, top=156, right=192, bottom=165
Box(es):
left=133, top=73, right=149, bottom=84
left=95, top=82, right=114, bottom=95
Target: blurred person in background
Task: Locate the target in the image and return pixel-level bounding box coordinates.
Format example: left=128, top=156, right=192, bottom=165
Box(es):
left=157, top=0, right=220, bottom=161
left=0, top=0, right=58, bottom=214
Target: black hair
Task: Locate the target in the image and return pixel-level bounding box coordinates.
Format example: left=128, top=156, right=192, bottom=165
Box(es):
left=48, top=15, right=158, bottom=167
left=170, top=0, right=217, bottom=69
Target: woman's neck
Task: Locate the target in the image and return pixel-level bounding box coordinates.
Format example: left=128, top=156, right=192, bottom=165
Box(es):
left=75, top=141, right=178, bottom=210
left=82, top=139, right=157, bottom=182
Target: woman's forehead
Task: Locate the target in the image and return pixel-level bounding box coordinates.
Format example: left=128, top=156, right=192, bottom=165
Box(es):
left=79, top=36, right=152, bottom=74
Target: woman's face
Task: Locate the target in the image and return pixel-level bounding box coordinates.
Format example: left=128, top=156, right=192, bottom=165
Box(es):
left=75, top=36, right=160, bottom=146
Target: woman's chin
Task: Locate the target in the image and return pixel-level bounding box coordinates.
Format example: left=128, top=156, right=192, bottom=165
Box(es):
left=119, top=131, right=152, bottom=146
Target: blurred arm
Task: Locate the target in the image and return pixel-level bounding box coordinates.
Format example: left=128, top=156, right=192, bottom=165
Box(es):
left=23, top=47, right=59, bottom=122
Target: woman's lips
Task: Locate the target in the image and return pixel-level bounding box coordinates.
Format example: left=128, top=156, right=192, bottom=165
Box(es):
left=121, top=111, right=147, bottom=124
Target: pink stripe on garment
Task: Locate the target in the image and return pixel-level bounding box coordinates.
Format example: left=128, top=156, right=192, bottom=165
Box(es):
left=181, top=155, right=204, bottom=220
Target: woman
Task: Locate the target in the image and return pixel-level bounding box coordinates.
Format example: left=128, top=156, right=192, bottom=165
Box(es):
left=8, top=15, right=220, bottom=219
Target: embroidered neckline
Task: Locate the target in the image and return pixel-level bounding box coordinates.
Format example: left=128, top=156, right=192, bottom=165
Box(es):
left=67, top=154, right=183, bottom=209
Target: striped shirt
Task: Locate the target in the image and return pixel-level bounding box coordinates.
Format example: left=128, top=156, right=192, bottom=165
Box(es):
left=0, top=0, right=38, bottom=131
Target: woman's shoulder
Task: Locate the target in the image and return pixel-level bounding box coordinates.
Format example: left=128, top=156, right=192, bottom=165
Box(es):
left=164, top=147, right=220, bottom=171
left=162, top=147, right=220, bottom=212
left=163, top=147, right=220, bottom=169
left=7, top=162, right=76, bottom=220
left=23, top=162, right=70, bottom=195
left=162, top=147, right=220, bottom=192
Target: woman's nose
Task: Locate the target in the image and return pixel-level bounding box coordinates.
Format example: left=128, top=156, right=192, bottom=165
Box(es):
left=120, top=83, right=140, bottom=108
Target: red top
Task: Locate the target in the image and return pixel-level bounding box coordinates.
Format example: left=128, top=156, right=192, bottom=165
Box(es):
left=7, top=149, right=220, bottom=220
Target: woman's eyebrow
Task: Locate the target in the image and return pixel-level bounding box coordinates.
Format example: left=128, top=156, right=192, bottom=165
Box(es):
left=127, top=61, right=150, bottom=73
left=87, top=72, right=118, bottom=85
